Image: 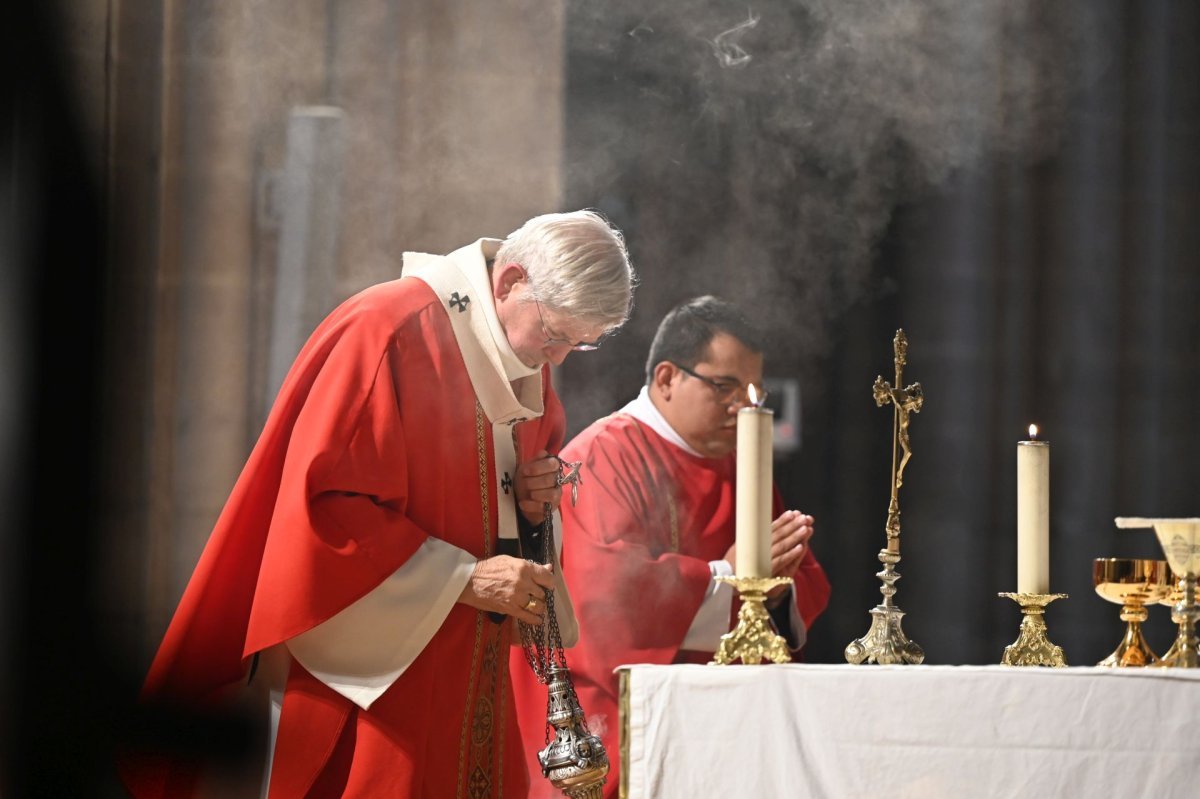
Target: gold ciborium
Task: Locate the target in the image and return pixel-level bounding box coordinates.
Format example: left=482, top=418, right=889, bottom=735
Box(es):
left=1092, top=558, right=1169, bottom=667
left=1116, top=517, right=1200, bottom=668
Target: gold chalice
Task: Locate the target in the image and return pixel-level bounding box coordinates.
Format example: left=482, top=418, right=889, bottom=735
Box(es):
left=1116, top=518, right=1200, bottom=668
left=1092, top=558, right=1168, bottom=667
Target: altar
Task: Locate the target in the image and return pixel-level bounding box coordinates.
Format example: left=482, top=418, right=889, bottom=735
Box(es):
left=617, top=663, right=1199, bottom=798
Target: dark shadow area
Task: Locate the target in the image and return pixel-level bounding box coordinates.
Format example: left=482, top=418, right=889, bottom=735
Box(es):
left=1, top=5, right=260, bottom=795
left=2, top=5, right=124, bottom=794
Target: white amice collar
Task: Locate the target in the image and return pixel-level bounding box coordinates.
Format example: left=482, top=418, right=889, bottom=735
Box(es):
left=401, top=239, right=545, bottom=548
left=400, top=239, right=542, bottom=424
left=462, top=240, right=539, bottom=381
left=619, top=386, right=705, bottom=458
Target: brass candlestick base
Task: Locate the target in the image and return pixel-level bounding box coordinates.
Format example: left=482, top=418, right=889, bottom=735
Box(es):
left=846, top=549, right=925, bottom=665
left=1093, top=558, right=1168, bottom=667
left=999, top=592, right=1068, bottom=667
left=710, top=575, right=794, bottom=665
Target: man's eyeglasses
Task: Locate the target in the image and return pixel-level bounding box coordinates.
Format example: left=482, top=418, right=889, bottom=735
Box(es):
left=535, top=298, right=603, bottom=352
left=670, top=361, right=767, bottom=406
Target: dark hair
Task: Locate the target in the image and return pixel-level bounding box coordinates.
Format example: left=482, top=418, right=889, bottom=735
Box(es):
left=644, top=296, right=765, bottom=384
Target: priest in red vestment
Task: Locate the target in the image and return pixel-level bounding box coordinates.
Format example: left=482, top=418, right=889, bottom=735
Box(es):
left=121, top=210, right=635, bottom=799
left=513, top=296, right=831, bottom=798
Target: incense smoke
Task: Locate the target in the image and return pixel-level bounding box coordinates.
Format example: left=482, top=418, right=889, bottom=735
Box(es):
left=561, top=0, right=1110, bottom=424
left=709, top=11, right=760, bottom=69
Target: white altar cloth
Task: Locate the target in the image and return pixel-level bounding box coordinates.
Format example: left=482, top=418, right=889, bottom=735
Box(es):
left=619, top=663, right=1198, bottom=799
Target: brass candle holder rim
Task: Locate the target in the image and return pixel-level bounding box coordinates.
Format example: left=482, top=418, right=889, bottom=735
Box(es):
left=998, top=591, right=1067, bottom=607
left=714, top=574, right=793, bottom=592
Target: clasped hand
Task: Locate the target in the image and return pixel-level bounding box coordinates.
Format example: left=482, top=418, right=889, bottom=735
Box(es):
left=456, top=450, right=564, bottom=624
left=723, top=510, right=815, bottom=605
left=513, top=449, right=563, bottom=525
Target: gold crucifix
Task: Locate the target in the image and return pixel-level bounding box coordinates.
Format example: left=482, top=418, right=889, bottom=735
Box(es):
left=845, top=328, right=926, bottom=665
left=873, top=330, right=924, bottom=554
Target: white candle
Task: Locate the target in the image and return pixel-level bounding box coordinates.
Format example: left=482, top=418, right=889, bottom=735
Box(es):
left=1017, top=425, right=1050, bottom=594
left=736, top=392, right=773, bottom=577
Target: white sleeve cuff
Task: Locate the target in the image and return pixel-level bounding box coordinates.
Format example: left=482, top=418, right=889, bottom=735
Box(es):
left=680, top=560, right=736, bottom=652
left=285, top=537, right=476, bottom=711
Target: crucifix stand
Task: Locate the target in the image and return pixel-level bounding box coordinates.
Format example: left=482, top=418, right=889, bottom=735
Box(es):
left=845, top=330, right=926, bottom=665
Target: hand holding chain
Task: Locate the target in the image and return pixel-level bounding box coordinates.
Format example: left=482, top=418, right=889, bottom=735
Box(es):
left=515, top=455, right=609, bottom=798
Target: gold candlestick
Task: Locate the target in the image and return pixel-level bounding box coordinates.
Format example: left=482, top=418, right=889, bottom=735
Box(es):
left=846, top=330, right=925, bottom=665
left=710, top=575, right=794, bottom=665
left=999, top=592, right=1068, bottom=667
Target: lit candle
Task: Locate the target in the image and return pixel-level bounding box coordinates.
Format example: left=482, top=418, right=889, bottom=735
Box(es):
left=1017, top=424, right=1050, bottom=594
left=736, top=385, right=773, bottom=577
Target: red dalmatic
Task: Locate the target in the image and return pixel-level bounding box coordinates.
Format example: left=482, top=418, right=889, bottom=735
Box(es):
left=512, top=413, right=830, bottom=798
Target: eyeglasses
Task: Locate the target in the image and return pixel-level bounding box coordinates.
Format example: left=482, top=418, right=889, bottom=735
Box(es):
left=535, top=298, right=603, bottom=352
left=669, top=361, right=767, bottom=406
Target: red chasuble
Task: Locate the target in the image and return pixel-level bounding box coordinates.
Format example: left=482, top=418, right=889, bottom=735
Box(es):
left=124, top=276, right=563, bottom=798
left=512, top=413, right=830, bottom=798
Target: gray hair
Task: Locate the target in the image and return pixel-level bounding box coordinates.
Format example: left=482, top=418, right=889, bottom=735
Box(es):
left=494, top=210, right=636, bottom=330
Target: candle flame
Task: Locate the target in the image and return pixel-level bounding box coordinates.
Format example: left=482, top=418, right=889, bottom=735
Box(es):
left=1028, top=424, right=1038, bottom=440
left=748, top=383, right=761, bottom=407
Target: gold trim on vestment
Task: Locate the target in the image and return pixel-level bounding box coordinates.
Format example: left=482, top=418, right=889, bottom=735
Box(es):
left=618, top=668, right=631, bottom=799
left=479, top=402, right=493, bottom=559
left=468, top=628, right=501, bottom=798
left=457, top=402, right=492, bottom=799
left=496, top=620, right=511, bottom=799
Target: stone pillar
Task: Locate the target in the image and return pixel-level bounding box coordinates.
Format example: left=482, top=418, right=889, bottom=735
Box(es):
left=76, top=0, right=566, bottom=662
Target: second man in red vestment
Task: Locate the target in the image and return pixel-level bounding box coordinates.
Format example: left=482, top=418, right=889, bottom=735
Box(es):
left=513, top=295, right=832, bottom=797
